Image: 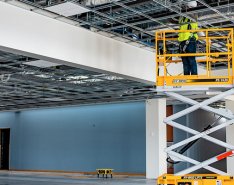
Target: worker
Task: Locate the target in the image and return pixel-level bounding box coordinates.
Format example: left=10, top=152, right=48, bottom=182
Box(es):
left=178, top=1, right=198, bottom=75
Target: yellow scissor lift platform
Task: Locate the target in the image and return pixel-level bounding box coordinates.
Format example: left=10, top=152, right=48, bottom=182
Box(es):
left=156, top=28, right=234, bottom=185
left=156, top=28, right=234, bottom=90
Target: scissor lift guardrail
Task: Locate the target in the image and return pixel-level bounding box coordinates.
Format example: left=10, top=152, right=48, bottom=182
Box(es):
left=156, top=28, right=234, bottom=185
left=156, top=28, right=234, bottom=90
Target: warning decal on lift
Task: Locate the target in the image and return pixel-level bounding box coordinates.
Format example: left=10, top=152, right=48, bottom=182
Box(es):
left=182, top=176, right=217, bottom=180
left=172, top=78, right=229, bottom=84
left=182, top=176, right=202, bottom=180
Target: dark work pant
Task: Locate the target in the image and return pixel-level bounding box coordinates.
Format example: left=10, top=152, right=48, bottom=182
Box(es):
left=180, top=38, right=198, bottom=75
left=181, top=56, right=197, bottom=75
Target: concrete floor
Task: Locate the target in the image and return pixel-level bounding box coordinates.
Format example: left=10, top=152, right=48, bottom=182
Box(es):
left=0, top=171, right=156, bottom=185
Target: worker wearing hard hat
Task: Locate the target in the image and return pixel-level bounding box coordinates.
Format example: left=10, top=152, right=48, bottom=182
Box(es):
left=178, top=1, right=198, bottom=75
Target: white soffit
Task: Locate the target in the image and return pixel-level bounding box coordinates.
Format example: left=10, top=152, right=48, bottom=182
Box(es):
left=24, top=60, right=62, bottom=68
left=45, top=2, right=90, bottom=17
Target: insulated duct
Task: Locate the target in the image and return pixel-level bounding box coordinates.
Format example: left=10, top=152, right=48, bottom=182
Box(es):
left=85, top=0, right=119, bottom=6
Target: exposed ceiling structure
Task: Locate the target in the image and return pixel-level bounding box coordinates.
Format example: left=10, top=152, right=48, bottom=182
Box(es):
left=7, top=0, right=234, bottom=69
left=0, top=49, right=219, bottom=111
left=0, top=50, right=159, bottom=111
left=13, top=0, right=234, bottom=50
left=0, top=0, right=232, bottom=110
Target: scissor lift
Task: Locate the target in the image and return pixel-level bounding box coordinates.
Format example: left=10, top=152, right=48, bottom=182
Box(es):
left=156, top=28, right=234, bottom=185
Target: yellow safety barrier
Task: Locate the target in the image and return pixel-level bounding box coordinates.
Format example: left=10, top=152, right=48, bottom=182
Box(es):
left=157, top=174, right=234, bottom=185
left=156, top=28, right=234, bottom=89
left=96, top=168, right=113, bottom=178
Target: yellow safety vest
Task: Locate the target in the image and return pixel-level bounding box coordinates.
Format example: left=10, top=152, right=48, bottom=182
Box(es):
left=178, top=17, right=198, bottom=42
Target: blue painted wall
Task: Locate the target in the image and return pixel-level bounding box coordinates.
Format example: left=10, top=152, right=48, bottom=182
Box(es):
left=6, top=102, right=146, bottom=173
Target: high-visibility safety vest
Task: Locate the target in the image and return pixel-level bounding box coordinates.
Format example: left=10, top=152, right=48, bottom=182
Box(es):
left=178, top=17, right=198, bottom=42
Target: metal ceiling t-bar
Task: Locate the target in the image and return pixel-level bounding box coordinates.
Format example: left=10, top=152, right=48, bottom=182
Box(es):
left=164, top=88, right=234, bottom=176
left=196, top=0, right=234, bottom=25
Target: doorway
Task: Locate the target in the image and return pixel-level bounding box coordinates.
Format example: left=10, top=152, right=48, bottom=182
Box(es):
left=0, top=129, right=10, bottom=170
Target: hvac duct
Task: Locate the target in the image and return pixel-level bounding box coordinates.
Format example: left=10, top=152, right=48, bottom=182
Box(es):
left=85, top=0, right=119, bottom=6
left=187, top=1, right=197, bottom=8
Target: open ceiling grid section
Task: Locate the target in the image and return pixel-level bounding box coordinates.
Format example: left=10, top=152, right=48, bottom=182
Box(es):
left=0, top=51, right=157, bottom=111
left=16, top=0, right=234, bottom=50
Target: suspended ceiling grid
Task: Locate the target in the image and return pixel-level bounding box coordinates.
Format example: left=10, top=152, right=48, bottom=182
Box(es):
left=0, top=50, right=159, bottom=111
left=0, top=50, right=216, bottom=111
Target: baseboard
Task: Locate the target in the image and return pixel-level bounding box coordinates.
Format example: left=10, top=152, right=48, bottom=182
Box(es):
left=8, top=169, right=145, bottom=176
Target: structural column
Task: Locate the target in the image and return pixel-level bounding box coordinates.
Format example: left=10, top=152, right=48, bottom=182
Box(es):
left=225, top=99, right=234, bottom=174
left=146, top=98, right=167, bottom=179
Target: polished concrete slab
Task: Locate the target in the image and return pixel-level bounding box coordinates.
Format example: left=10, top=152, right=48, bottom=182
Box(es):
left=0, top=171, right=156, bottom=185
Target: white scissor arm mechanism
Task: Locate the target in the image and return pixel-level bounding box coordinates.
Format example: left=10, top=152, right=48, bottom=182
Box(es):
left=164, top=88, right=234, bottom=176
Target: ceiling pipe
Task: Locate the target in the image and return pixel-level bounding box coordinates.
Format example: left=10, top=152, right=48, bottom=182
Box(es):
left=85, top=0, right=118, bottom=6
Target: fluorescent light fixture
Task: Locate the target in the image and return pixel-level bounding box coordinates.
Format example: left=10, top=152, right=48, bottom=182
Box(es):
left=44, top=97, right=67, bottom=101
left=69, top=81, right=86, bottom=84
left=20, top=71, right=35, bottom=75
left=67, top=75, right=89, bottom=84
left=101, top=75, right=123, bottom=80
left=68, top=78, right=103, bottom=84
left=35, top=74, right=51, bottom=78
left=45, top=2, right=90, bottom=17
left=24, top=60, right=61, bottom=68
left=92, top=74, right=123, bottom=80
left=67, top=75, right=88, bottom=80
left=84, top=79, right=103, bottom=82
